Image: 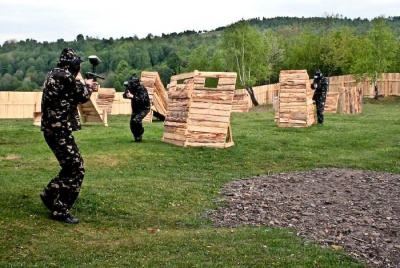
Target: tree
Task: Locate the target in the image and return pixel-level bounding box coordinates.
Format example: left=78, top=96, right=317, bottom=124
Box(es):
left=263, top=29, right=284, bottom=84
left=221, top=20, right=268, bottom=106
left=187, top=44, right=209, bottom=71
left=166, top=52, right=182, bottom=75
left=320, top=27, right=357, bottom=77
left=129, top=46, right=152, bottom=70
left=113, top=60, right=135, bottom=91
left=280, top=27, right=322, bottom=75
left=350, top=17, right=398, bottom=99
left=148, top=43, right=164, bottom=66
left=0, top=73, right=21, bottom=91
left=19, top=77, right=39, bottom=91
left=153, top=64, right=174, bottom=86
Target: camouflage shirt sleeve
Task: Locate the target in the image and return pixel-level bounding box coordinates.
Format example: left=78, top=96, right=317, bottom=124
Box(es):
left=41, top=68, right=93, bottom=132
left=130, top=85, right=151, bottom=120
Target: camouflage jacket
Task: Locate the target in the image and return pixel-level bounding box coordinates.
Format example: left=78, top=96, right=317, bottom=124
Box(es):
left=123, top=84, right=151, bottom=117
left=311, top=76, right=329, bottom=95
left=41, top=68, right=93, bottom=133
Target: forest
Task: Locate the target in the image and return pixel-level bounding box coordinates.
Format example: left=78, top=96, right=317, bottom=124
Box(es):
left=0, top=15, right=399, bottom=92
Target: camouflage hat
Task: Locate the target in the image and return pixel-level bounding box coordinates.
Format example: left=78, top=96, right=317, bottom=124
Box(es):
left=58, top=48, right=83, bottom=64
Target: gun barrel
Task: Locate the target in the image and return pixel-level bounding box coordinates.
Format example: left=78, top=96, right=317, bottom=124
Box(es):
left=86, top=72, right=105, bottom=80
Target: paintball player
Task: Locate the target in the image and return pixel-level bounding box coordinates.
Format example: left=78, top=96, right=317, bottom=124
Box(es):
left=40, top=48, right=98, bottom=224
left=311, top=69, right=329, bottom=124
left=123, top=74, right=151, bottom=142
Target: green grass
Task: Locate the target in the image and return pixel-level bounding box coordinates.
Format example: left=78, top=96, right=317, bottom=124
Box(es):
left=1, top=97, right=399, bottom=267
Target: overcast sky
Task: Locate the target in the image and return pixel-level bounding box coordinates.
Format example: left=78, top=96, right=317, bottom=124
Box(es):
left=0, top=0, right=398, bottom=45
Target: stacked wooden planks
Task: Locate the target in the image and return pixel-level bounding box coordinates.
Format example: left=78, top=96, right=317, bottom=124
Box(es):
left=339, top=87, right=362, bottom=114
left=162, top=70, right=237, bottom=148
left=76, top=73, right=114, bottom=126
left=232, top=93, right=250, bottom=112
left=277, top=70, right=315, bottom=127
left=325, top=92, right=339, bottom=113
left=78, top=94, right=108, bottom=126
left=140, top=71, right=168, bottom=123
left=94, top=88, right=115, bottom=115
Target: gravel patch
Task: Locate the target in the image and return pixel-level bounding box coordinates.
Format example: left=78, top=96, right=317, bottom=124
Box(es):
left=209, top=168, right=400, bottom=267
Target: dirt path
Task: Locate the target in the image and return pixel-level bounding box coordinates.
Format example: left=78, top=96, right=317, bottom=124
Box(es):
left=209, top=168, right=400, bottom=267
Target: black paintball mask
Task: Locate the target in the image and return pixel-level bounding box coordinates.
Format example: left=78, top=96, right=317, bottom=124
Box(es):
left=314, top=69, right=322, bottom=81
left=128, top=75, right=140, bottom=89
left=57, top=48, right=84, bottom=76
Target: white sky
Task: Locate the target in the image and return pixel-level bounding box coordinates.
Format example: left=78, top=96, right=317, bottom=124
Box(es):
left=0, top=0, right=398, bottom=44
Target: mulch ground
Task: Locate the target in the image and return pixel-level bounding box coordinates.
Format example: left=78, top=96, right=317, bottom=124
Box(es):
left=209, top=168, right=400, bottom=267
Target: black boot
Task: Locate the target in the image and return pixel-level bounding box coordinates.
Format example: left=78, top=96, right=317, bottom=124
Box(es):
left=40, top=191, right=54, bottom=211
left=51, top=213, right=79, bottom=224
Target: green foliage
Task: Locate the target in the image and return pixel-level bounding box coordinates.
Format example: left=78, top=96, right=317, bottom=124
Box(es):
left=279, top=26, right=322, bottom=74
left=221, top=20, right=268, bottom=88
left=0, top=99, right=399, bottom=267
left=0, top=16, right=399, bottom=91
left=320, top=27, right=357, bottom=76
left=350, top=17, right=399, bottom=82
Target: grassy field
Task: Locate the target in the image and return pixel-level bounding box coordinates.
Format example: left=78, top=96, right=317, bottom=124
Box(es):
left=1, top=97, right=399, bottom=267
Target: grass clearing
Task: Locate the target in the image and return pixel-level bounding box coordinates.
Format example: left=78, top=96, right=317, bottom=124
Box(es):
left=1, top=97, right=399, bottom=267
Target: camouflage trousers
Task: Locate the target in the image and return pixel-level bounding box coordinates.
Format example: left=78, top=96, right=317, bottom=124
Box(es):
left=314, top=93, right=326, bottom=124
left=130, top=113, right=145, bottom=139
left=42, top=130, right=85, bottom=217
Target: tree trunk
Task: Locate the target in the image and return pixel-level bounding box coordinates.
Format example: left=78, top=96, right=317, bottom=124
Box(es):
left=374, top=82, right=379, bottom=100
left=246, top=86, right=259, bottom=106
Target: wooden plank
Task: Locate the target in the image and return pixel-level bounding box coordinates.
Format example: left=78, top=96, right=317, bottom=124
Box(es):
left=184, top=141, right=228, bottom=148
left=165, top=116, right=188, bottom=123
left=187, top=125, right=227, bottom=134
left=170, top=71, right=196, bottom=82
left=162, top=138, right=185, bottom=147
left=189, top=107, right=231, bottom=117
left=162, top=132, right=186, bottom=142
left=190, top=101, right=232, bottom=110
left=191, top=98, right=233, bottom=105
left=163, top=121, right=187, bottom=128
left=218, top=77, right=237, bottom=85
left=189, top=113, right=231, bottom=123
left=188, top=119, right=229, bottom=128
left=195, top=71, right=237, bottom=79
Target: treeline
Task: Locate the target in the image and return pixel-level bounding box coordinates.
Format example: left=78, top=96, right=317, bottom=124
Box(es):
left=0, top=15, right=399, bottom=92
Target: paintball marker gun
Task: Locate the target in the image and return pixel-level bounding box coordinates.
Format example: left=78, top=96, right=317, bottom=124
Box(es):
left=85, top=55, right=105, bottom=81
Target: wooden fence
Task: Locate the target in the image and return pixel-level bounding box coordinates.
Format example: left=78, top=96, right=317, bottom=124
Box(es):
left=1, top=73, right=399, bottom=119
left=234, top=73, right=400, bottom=110
left=328, top=73, right=400, bottom=98
left=0, top=91, right=130, bottom=119
left=0, top=91, right=42, bottom=119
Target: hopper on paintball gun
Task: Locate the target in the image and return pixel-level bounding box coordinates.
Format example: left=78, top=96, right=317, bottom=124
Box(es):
left=85, top=55, right=105, bottom=81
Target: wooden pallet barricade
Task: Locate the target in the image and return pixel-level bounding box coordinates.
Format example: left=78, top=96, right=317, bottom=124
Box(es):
left=232, top=93, right=250, bottom=112
left=162, top=70, right=237, bottom=148
left=78, top=87, right=115, bottom=127
left=75, top=72, right=115, bottom=127
left=140, top=71, right=168, bottom=122
left=325, top=92, right=339, bottom=113
left=277, top=70, right=315, bottom=127
left=339, top=86, right=363, bottom=114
